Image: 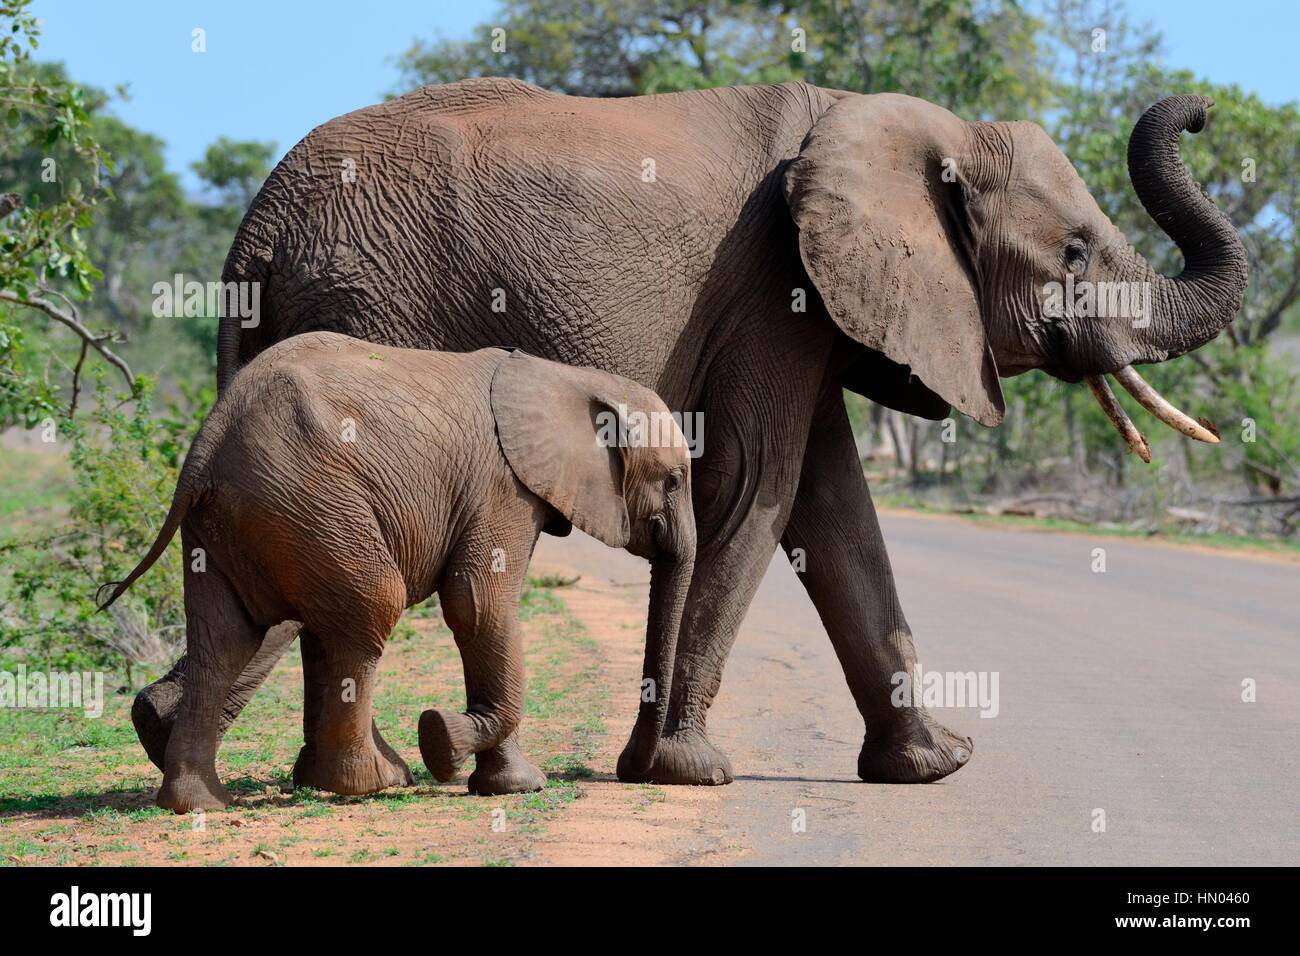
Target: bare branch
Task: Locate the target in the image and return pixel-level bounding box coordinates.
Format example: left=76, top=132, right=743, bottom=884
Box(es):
left=68, top=335, right=89, bottom=417
left=0, top=288, right=135, bottom=391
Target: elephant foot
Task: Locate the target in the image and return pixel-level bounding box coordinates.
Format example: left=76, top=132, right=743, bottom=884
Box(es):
left=293, top=744, right=414, bottom=796
left=857, top=709, right=973, bottom=784
left=157, top=767, right=231, bottom=814
left=468, top=737, right=547, bottom=796
left=616, top=727, right=733, bottom=785
left=417, top=708, right=477, bottom=782
left=132, top=679, right=182, bottom=772
left=293, top=722, right=414, bottom=796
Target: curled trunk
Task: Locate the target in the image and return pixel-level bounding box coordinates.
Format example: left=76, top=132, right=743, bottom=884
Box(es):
left=1120, top=95, right=1249, bottom=364
left=1085, top=97, right=1247, bottom=458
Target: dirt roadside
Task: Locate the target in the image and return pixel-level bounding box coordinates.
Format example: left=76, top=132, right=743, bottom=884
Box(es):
left=523, top=559, right=735, bottom=865
left=0, top=562, right=734, bottom=867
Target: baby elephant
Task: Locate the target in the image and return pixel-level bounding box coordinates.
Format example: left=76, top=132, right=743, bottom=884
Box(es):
left=98, top=331, right=695, bottom=812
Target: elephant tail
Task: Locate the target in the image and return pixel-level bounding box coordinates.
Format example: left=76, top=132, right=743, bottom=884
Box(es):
left=216, top=231, right=269, bottom=395
left=215, top=299, right=243, bottom=396
left=94, top=489, right=193, bottom=612
left=95, top=420, right=220, bottom=611
left=217, top=179, right=285, bottom=394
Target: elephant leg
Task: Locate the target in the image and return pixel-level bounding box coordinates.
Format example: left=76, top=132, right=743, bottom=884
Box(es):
left=621, top=330, right=831, bottom=786
left=420, top=527, right=544, bottom=794
left=780, top=384, right=973, bottom=783
left=296, top=626, right=330, bottom=767
left=156, top=561, right=262, bottom=813
left=626, top=495, right=799, bottom=785
left=133, top=621, right=299, bottom=772
left=291, top=627, right=405, bottom=790
left=291, top=574, right=414, bottom=796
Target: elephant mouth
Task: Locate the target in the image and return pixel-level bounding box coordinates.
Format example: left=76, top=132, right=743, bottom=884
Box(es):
left=1083, top=366, right=1220, bottom=464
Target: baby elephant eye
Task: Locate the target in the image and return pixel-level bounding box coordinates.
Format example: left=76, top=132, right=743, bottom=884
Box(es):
left=665, top=471, right=682, bottom=493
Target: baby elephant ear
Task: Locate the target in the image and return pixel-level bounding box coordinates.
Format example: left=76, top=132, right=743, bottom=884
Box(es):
left=491, top=351, right=632, bottom=549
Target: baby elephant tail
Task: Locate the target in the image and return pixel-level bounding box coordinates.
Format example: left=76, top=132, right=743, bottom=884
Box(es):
left=95, top=476, right=199, bottom=611
left=95, top=418, right=219, bottom=612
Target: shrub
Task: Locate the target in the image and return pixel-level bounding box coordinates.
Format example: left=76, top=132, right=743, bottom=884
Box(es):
left=0, top=372, right=210, bottom=677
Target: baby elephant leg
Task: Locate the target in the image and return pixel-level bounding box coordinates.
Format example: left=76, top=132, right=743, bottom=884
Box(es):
left=133, top=622, right=299, bottom=773
left=293, top=627, right=408, bottom=793
left=157, top=561, right=262, bottom=813
left=419, top=543, right=545, bottom=794
left=292, top=574, right=414, bottom=797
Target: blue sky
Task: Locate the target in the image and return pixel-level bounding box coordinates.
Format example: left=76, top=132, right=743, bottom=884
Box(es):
left=30, top=0, right=1300, bottom=193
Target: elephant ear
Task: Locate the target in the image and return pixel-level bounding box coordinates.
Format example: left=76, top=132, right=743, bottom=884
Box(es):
left=785, top=93, right=1005, bottom=426
left=491, top=350, right=631, bottom=549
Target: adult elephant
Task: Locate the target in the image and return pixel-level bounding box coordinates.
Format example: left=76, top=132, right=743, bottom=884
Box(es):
left=136, top=79, right=1245, bottom=787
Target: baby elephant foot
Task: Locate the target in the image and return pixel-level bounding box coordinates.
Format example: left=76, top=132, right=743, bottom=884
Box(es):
left=293, top=746, right=414, bottom=796
left=468, top=737, right=547, bottom=796
left=616, top=727, right=733, bottom=786
left=157, top=766, right=231, bottom=814
left=132, top=679, right=182, bottom=772
left=857, top=709, right=973, bottom=784
left=418, top=709, right=478, bottom=782
left=293, top=723, right=414, bottom=796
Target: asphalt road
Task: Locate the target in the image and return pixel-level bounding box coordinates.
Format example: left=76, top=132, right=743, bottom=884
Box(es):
left=537, top=511, right=1299, bottom=865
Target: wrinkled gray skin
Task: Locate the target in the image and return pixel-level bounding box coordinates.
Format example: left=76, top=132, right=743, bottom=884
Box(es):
left=105, top=334, right=695, bottom=811
left=137, top=80, right=1246, bottom=786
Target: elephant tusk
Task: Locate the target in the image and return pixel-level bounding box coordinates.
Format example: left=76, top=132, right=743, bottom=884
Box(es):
left=1113, top=365, right=1221, bottom=444
left=1086, top=375, right=1152, bottom=463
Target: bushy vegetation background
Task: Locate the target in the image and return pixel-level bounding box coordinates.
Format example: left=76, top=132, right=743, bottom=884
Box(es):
left=2, top=0, right=1297, bottom=675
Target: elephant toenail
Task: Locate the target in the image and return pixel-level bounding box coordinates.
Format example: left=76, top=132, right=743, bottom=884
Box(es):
left=953, top=748, right=970, bottom=763
left=711, top=768, right=726, bottom=784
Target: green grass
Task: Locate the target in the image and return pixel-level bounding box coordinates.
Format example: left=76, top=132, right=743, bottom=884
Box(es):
left=0, top=443, right=75, bottom=583
left=406, top=850, right=446, bottom=866
left=0, top=578, right=611, bottom=867
left=519, top=581, right=566, bottom=620
left=527, top=573, right=580, bottom=589
left=0, top=446, right=73, bottom=522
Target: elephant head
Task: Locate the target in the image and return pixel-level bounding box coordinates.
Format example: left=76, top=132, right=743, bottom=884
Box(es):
left=490, top=350, right=696, bottom=773
left=784, top=93, right=1247, bottom=459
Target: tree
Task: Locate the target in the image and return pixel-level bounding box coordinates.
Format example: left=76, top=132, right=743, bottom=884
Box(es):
left=392, top=0, right=1049, bottom=109
left=82, top=117, right=186, bottom=329
left=1043, top=0, right=1300, bottom=347
left=0, top=0, right=129, bottom=423
left=1029, top=0, right=1300, bottom=512
left=191, top=136, right=277, bottom=217
left=0, top=4, right=274, bottom=667
left=786, top=0, right=1050, bottom=117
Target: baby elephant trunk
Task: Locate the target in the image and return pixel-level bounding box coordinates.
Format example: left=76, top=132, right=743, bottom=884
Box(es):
left=624, top=530, right=696, bottom=776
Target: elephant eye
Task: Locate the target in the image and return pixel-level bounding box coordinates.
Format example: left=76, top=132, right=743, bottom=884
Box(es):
left=1064, top=241, right=1089, bottom=273
left=665, top=470, right=682, bottom=493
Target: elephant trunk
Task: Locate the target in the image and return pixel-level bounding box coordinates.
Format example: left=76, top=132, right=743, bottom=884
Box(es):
left=1084, top=96, right=1248, bottom=460
left=1123, top=95, right=1249, bottom=363
left=623, top=523, right=695, bottom=776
